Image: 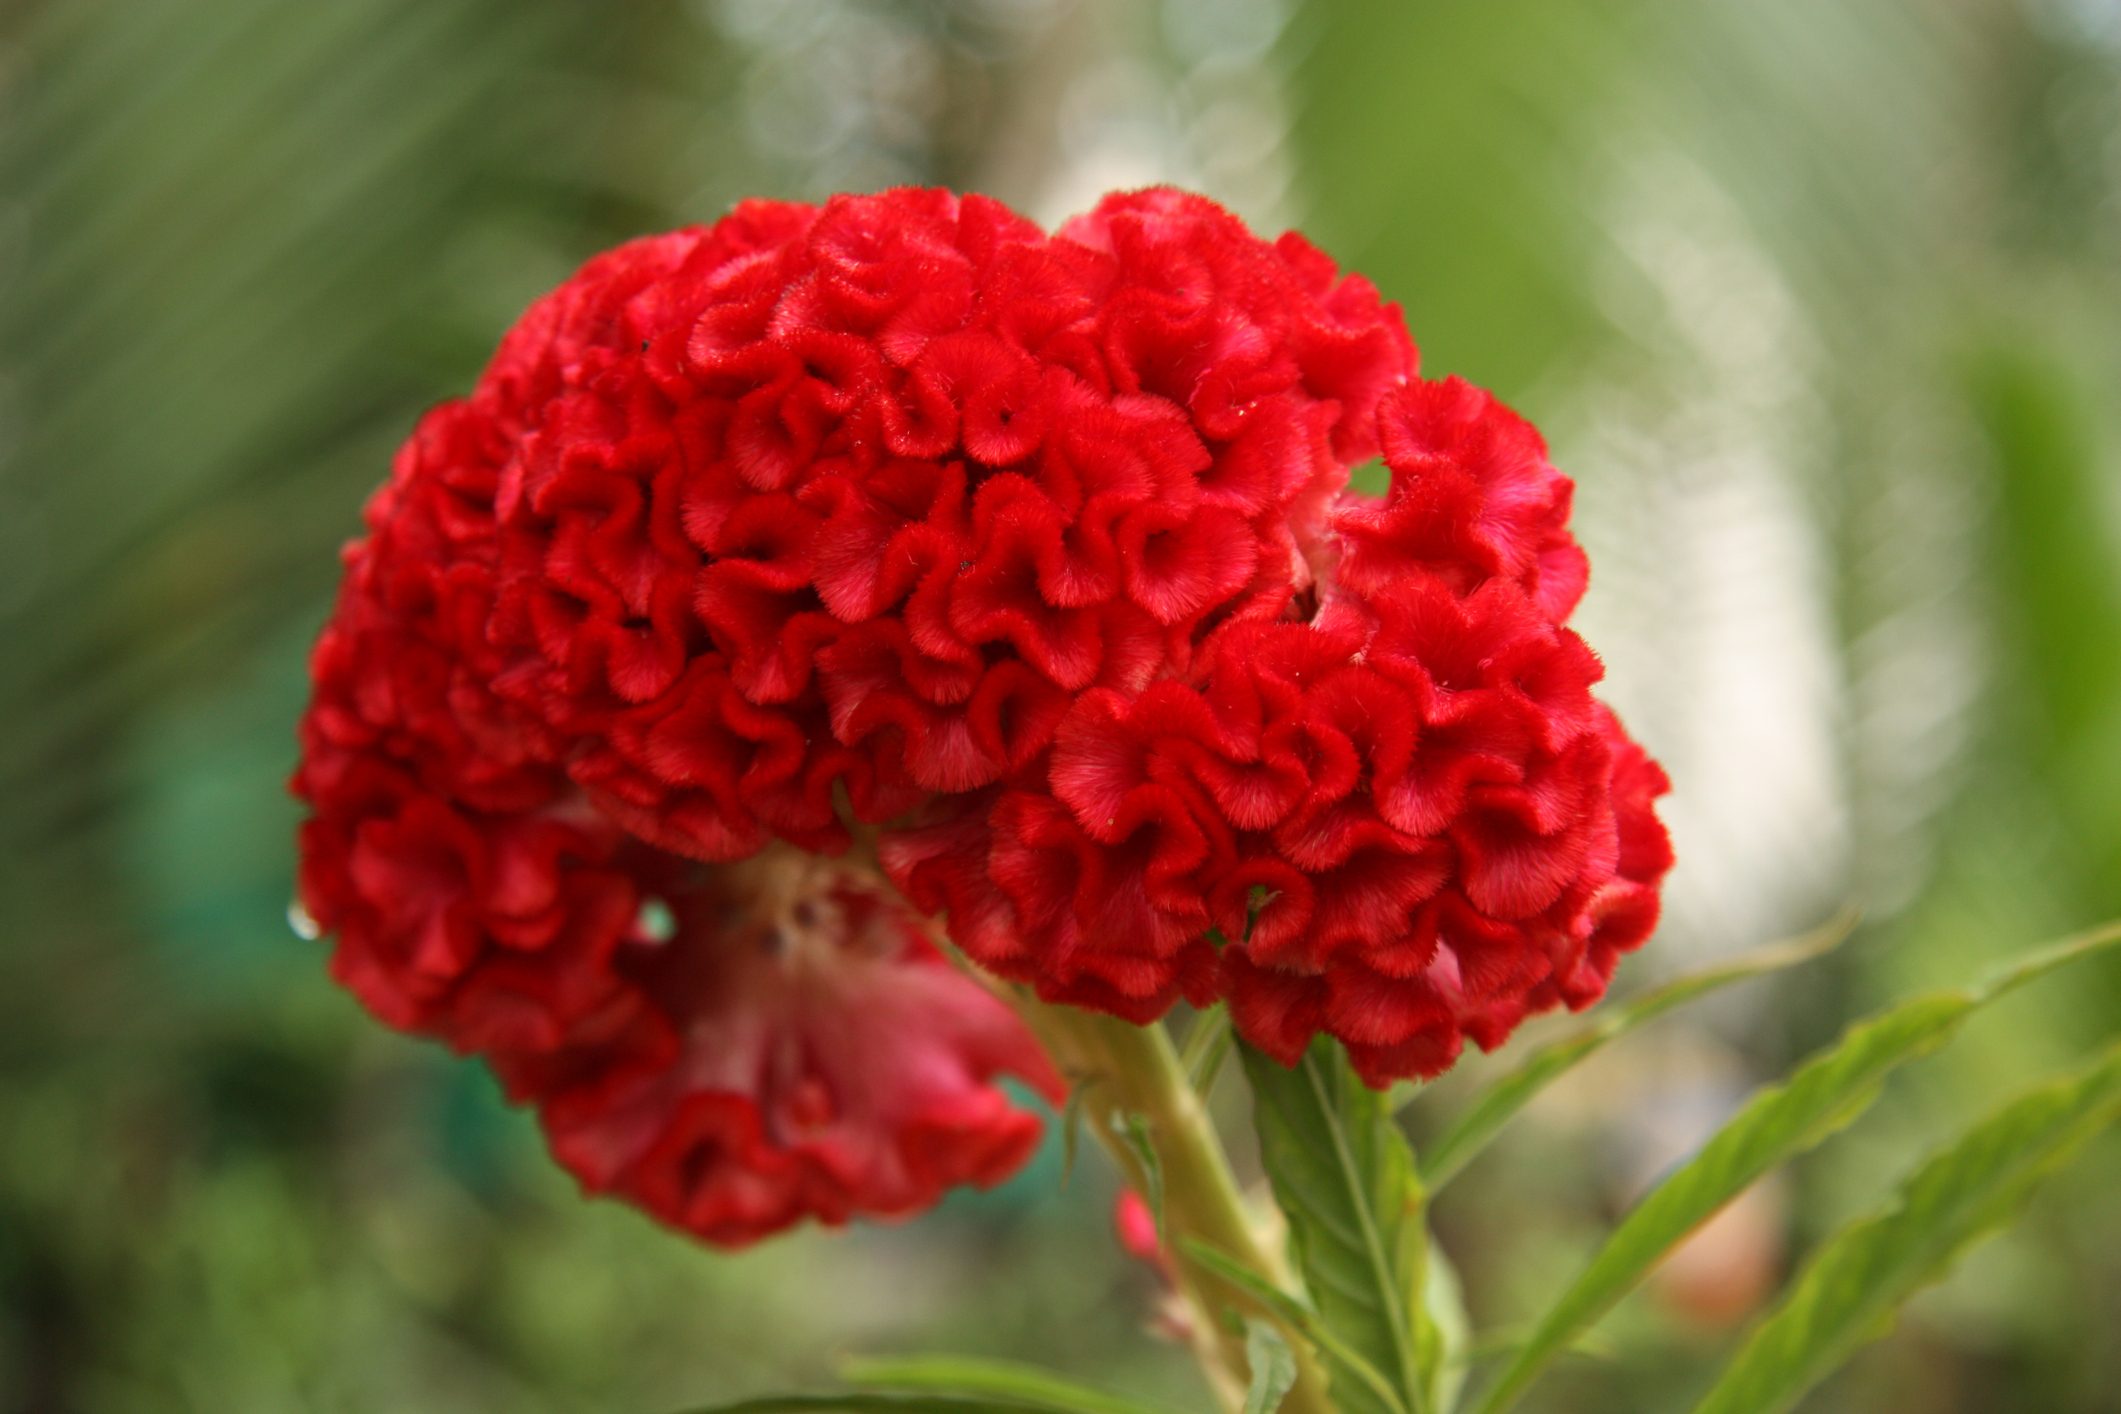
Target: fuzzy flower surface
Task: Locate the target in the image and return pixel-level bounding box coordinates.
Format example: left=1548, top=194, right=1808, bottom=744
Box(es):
left=294, top=186, right=1671, bottom=1241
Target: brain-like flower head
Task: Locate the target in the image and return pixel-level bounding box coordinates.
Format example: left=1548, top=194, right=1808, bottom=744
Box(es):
left=294, top=186, right=1670, bottom=1242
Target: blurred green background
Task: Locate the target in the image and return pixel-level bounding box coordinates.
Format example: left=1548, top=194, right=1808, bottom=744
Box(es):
left=4, top=1, right=2120, bottom=1410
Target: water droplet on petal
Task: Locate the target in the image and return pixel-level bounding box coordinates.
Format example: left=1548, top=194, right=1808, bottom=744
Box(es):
left=287, top=898, right=321, bottom=941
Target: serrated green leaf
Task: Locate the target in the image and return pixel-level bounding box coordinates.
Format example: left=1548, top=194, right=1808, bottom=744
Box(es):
left=1473, top=918, right=2121, bottom=1414
left=1692, top=1041, right=2121, bottom=1414
left=839, top=1355, right=1192, bottom=1414
left=1420, top=909, right=1858, bottom=1189
left=1243, top=1321, right=1300, bottom=1414
left=1242, top=1039, right=1422, bottom=1414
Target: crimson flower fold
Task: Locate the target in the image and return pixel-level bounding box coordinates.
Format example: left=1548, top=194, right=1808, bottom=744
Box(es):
left=294, top=185, right=1671, bottom=1245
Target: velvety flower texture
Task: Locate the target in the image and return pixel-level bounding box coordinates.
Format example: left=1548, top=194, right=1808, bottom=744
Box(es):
left=294, top=186, right=1670, bottom=1242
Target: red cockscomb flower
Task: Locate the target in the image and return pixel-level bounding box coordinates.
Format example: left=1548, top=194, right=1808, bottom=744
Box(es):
left=294, top=186, right=1670, bottom=1242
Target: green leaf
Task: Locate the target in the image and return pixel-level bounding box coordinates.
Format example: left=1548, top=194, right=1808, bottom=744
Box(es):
left=1972, top=917, right=2121, bottom=1001
left=1418, top=1242, right=1472, bottom=1414
left=1180, top=1238, right=1406, bottom=1414
left=1473, top=918, right=2121, bottom=1414
left=1243, top=1321, right=1300, bottom=1414
left=1420, top=909, right=1858, bottom=1189
left=1183, top=1005, right=1237, bottom=1095
left=1692, top=1041, right=2121, bottom=1414
left=1115, top=1109, right=1166, bottom=1240
left=1058, top=1077, right=1095, bottom=1188
left=1468, top=1325, right=1620, bottom=1366
left=838, top=1356, right=1192, bottom=1414
left=671, top=1396, right=1040, bottom=1413
left=1242, top=1039, right=1423, bottom=1414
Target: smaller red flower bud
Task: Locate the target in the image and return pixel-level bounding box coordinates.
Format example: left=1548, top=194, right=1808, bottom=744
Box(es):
left=1110, top=1189, right=1194, bottom=1345
left=1113, top=1189, right=1165, bottom=1267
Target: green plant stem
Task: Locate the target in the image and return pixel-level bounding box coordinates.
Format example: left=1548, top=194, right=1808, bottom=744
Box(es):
left=1011, top=996, right=1336, bottom=1414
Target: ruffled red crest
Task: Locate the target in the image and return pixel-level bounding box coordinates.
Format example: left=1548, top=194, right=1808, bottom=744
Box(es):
left=295, top=186, right=1668, bottom=1247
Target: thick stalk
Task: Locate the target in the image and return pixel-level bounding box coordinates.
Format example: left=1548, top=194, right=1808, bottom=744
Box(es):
left=1013, top=997, right=1337, bottom=1414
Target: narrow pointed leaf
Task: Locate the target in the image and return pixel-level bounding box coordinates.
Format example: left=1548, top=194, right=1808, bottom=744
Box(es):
left=1243, top=1321, right=1300, bottom=1414
left=1242, top=1039, right=1422, bottom=1414
left=1692, top=1041, right=2121, bottom=1414
left=1474, top=919, right=2121, bottom=1414
left=1468, top=1326, right=1620, bottom=1366
left=1180, top=1238, right=1406, bottom=1413
left=673, top=1396, right=1040, bottom=1413
left=1184, top=1006, right=1237, bottom=1094
left=1115, top=1109, right=1166, bottom=1239
left=1419, top=1242, right=1472, bottom=1414
left=1058, top=1079, right=1090, bottom=1188
left=1421, top=910, right=1858, bottom=1189
left=839, top=1356, right=1193, bottom=1414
